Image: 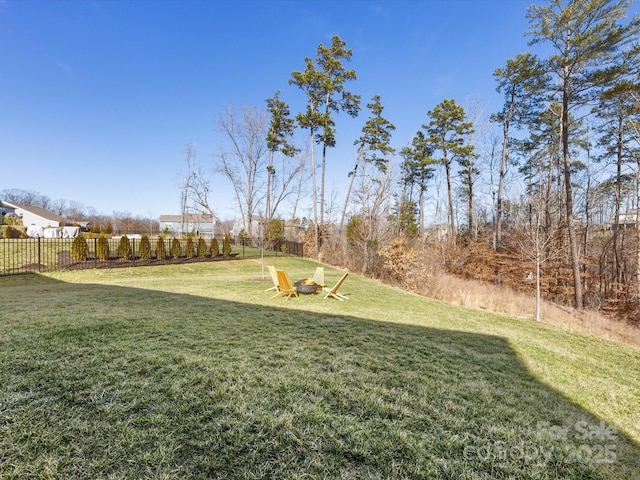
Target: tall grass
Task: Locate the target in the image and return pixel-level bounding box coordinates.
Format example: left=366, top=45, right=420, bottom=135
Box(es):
left=428, top=268, right=640, bottom=348
left=0, top=259, right=638, bottom=479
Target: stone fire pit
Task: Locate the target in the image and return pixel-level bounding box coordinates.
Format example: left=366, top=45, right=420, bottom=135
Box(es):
left=295, top=280, right=318, bottom=294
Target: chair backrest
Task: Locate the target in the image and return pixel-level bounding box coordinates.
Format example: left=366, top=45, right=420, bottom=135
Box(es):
left=312, top=267, right=325, bottom=288
left=276, top=270, right=295, bottom=292
left=268, top=265, right=279, bottom=287
left=329, top=272, right=349, bottom=293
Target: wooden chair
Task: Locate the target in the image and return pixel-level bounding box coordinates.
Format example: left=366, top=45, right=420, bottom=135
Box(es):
left=271, top=270, right=299, bottom=299
left=265, top=265, right=279, bottom=292
left=323, top=272, right=349, bottom=301
left=311, top=266, right=325, bottom=289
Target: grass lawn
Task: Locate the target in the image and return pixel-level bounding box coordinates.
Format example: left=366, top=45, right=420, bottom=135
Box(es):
left=0, top=258, right=638, bottom=479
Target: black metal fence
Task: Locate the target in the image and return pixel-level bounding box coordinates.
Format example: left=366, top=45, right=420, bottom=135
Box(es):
left=0, top=236, right=305, bottom=276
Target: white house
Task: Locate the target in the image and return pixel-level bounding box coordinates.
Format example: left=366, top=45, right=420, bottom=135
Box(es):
left=0, top=201, right=79, bottom=238
left=159, top=213, right=218, bottom=238
left=230, top=216, right=306, bottom=242
left=230, top=216, right=266, bottom=239
left=617, top=209, right=637, bottom=228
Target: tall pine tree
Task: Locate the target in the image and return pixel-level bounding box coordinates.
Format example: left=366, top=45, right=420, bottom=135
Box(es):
left=527, top=0, right=640, bottom=310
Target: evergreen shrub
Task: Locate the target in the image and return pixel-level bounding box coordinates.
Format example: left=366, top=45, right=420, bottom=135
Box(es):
left=71, top=233, right=89, bottom=261
left=140, top=235, right=152, bottom=259
left=210, top=237, right=220, bottom=257
left=97, top=232, right=109, bottom=260
left=118, top=235, right=132, bottom=260
left=197, top=237, right=207, bottom=257
left=185, top=237, right=195, bottom=259
left=223, top=233, right=232, bottom=256
left=171, top=238, right=182, bottom=259
left=155, top=236, right=166, bottom=259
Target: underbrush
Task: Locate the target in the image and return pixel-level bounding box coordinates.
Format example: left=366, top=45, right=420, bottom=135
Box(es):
left=427, top=268, right=640, bottom=348
left=367, top=235, right=640, bottom=348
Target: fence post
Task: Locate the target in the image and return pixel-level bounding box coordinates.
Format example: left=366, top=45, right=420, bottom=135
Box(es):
left=37, top=237, right=42, bottom=272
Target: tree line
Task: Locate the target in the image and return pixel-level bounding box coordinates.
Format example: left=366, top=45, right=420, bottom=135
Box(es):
left=0, top=188, right=160, bottom=235
left=182, top=0, right=639, bottom=320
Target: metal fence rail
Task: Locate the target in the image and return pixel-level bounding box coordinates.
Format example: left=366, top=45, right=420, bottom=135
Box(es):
left=0, top=236, right=305, bottom=276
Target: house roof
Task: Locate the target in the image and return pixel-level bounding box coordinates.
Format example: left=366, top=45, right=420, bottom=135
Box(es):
left=1, top=201, right=73, bottom=225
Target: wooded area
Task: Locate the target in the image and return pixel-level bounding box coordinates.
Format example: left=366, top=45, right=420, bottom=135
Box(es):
left=198, top=1, right=637, bottom=323
left=184, top=0, right=640, bottom=323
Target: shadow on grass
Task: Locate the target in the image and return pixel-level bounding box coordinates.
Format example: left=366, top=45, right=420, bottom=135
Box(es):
left=0, top=276, right=638, bottom=479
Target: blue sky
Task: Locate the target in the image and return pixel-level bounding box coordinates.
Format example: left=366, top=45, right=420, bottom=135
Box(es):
left=2, top=0, right=628, bottom=221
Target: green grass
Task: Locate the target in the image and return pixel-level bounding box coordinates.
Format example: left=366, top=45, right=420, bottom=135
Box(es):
left=0, top=258, right=638, bottom=479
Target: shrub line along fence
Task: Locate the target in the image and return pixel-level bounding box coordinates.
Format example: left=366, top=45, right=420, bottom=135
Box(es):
left=0, top=236, right=304, bottom=276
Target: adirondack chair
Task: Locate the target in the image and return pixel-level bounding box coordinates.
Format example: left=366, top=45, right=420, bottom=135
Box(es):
left=311, top=266, right=325, bottom=289
left=265, top=265, right=279, bottom=292
left=323, top=272, right=349, bottom=301
left=271, top=270, right=299, bottom=299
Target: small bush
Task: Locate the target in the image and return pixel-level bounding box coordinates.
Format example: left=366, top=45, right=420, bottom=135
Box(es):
left=185, top=237, right=195, bottom=259
left=118, top=235, right=132, bottom=260
left=197, top=237, right=207, bottom=257
left=265, top=219, right=284, bottom=249
left=210, top=238, right=220, bottom=257
left=97, top=232, right=109, bottom=261
left=71, top=233, right=89, bottom=261
left=238, top=228, right=250, bottom=246
left=139, top=235, right=152, bottom=260
left=223, top=233, right=232, bottom=256
left=1, top=226, right=25, bottom=238
left=155, top=236, right=167, bottom=259
left=171, top=238, right=182, bottom=259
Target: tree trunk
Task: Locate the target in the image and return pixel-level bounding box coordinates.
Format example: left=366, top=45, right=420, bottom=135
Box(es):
left=266, top=151, right=273, bottom=224
left=636, top=166, right=640, bottom=314
left=535, top=221, right=542, bottom=322
left=310, top=127, right=319, bottom=259
left=562, top=83, right=583, bottom=311
left=613, top=116, right=623, bottom=287
left=340, top=150, right=361, bottom=234
left=339, top=155, right=360, bottom=262
left=419, top=184, right=425, bottom=238
left=496, top=120, right=509, bottom=249
left=468, top=180, right=474, bottom=238
left=321, top=141, right=327, bottom=228
left=445, top=156, right=456, bottom=244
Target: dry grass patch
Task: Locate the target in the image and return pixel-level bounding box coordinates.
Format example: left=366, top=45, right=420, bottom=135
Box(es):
left=428, top=270, right=640, bottom=348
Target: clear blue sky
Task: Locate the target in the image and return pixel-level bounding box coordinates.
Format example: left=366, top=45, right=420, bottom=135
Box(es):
left=3, top=0, right=630, bottom=221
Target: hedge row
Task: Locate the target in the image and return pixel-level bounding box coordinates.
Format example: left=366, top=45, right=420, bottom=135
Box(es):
left=71, top=234, right=232, bottom=261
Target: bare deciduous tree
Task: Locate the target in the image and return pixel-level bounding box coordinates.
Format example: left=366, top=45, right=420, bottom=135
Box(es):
left=178, top=143, right=197, bottom=236
left=215, top=104, right=268, bottom=238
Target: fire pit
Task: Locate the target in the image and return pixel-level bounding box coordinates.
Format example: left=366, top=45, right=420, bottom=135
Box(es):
left=295, top=279, right=318, bottom=294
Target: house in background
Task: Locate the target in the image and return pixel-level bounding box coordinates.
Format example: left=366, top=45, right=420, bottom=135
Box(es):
left=617, top=209, right=637, bottom=228
left=230, top=216, right=265, bottom=239
left=230, top=216, right=306, bottom=242
left=159, top=213, right=219, bottom=238
left=0, top=201, right=79, bottom=238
